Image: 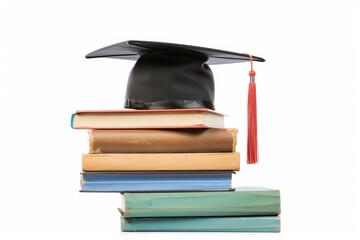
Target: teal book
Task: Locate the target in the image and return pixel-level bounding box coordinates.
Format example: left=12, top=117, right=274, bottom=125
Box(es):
left=121, top=216, right=280, bottom=232
left=120, top=187, right=280, bottom=218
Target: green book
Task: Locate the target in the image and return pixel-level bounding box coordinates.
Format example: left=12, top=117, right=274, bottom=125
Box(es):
left=120, top=187, right=280, bottom=218
left=121, top=216, right=280, bottom=232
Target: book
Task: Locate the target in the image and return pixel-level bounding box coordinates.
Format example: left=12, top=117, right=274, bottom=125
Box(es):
left=120, top=187, right=280, bottom=218
left=82, top=152, right=240, bottom=171
left=71, top=108, right=224, bottom=129
left=80, top=171, right=233, bottom=192
left=120, top=216, right=280, bottom=232
left=88, top=128, right=238, bottom=153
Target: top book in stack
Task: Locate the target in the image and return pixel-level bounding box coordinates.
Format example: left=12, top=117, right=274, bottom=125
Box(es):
left=71, top=108, right=224, bottom=129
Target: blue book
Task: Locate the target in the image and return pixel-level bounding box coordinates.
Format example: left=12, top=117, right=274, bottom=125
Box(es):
left=121, top=216, right=280, bottom=232
left=80, top=172, right=232, bottom=192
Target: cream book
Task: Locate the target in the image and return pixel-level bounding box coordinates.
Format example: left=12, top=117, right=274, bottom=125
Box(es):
left=71, top=108, right=224, bottom=129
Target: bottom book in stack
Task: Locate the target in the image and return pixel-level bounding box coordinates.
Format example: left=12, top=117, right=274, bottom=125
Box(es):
left=119, top=187, right=281, bottom=232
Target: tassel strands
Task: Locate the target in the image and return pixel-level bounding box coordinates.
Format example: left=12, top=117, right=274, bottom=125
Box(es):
left=247, top=55, right=258, bottom=164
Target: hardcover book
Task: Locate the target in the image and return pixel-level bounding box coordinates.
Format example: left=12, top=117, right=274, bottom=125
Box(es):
left=120, top=216, right=280, bottom=232
left=71, top=108, right=224, bottom=129
left=80, top=171, right=233, bottom=192
left=88, top=128, right=237, bottom=153
left=120, top=187, right=280, bottom=218
left=82, top=152, right=240, bottom=171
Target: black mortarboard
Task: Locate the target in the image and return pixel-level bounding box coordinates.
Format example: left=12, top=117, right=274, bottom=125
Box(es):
left=85, top=40, right=265, bottom=110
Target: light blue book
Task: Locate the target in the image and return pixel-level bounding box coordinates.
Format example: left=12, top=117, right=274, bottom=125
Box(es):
left=121, top=216, right=280, bottom=232
left=81, top=171, right=232, bottom=192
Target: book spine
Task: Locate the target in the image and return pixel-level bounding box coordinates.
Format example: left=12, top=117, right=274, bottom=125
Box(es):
left=70, top=113, right=75, bottom=129
left=82, top=152, right=240, bottom=171
left=88, top=128, right=237, bottom=153
left=121, top=216, right=280, bottom=232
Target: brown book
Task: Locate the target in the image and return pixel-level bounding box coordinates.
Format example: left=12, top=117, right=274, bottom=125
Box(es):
left=82, top=152, right=240, bottom=171
left=89, top=128, right=238, bottom=153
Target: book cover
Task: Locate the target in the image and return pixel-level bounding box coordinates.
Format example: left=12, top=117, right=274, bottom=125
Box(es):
left=71, top=108, right=224, bottom=129
left=80, top=171, right=233, bottom=192
left=88, top=128, right=237, bottom=153
left=121, top=216, right=280, bottom=232
left=121, top=187, right=280, bottom=218
left=82, top=152, right=240, bottom=171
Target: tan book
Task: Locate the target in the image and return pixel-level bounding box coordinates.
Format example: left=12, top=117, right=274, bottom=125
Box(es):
left=82, top=152, right=240, bottom=171
left=89, top=128, right=237, bottom=153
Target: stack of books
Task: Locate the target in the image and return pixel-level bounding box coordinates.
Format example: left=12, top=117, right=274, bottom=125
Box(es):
left=71, top=108, right=281, bottom=232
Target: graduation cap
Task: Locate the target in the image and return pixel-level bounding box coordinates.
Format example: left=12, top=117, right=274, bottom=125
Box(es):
left=86, top=40, right=264, bottom=164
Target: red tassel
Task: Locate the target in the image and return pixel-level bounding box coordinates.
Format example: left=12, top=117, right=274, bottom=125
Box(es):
left=247, top=58, right=258, bottom=164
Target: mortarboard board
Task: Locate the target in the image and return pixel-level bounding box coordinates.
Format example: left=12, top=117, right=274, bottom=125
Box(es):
left=86, top=40, right=264, bottom=110
left=86, top=40, right=264, bottom=164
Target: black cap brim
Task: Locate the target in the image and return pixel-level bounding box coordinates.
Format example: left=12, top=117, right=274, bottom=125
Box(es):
left=85, top=40, right=265, bottom=65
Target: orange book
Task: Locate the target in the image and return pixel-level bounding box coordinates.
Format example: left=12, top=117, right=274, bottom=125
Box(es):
left=82, top=152, right=240, bottom=171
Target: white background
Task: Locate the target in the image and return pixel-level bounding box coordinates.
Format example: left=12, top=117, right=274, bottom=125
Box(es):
left=0, top=0, right=359, bottom=239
